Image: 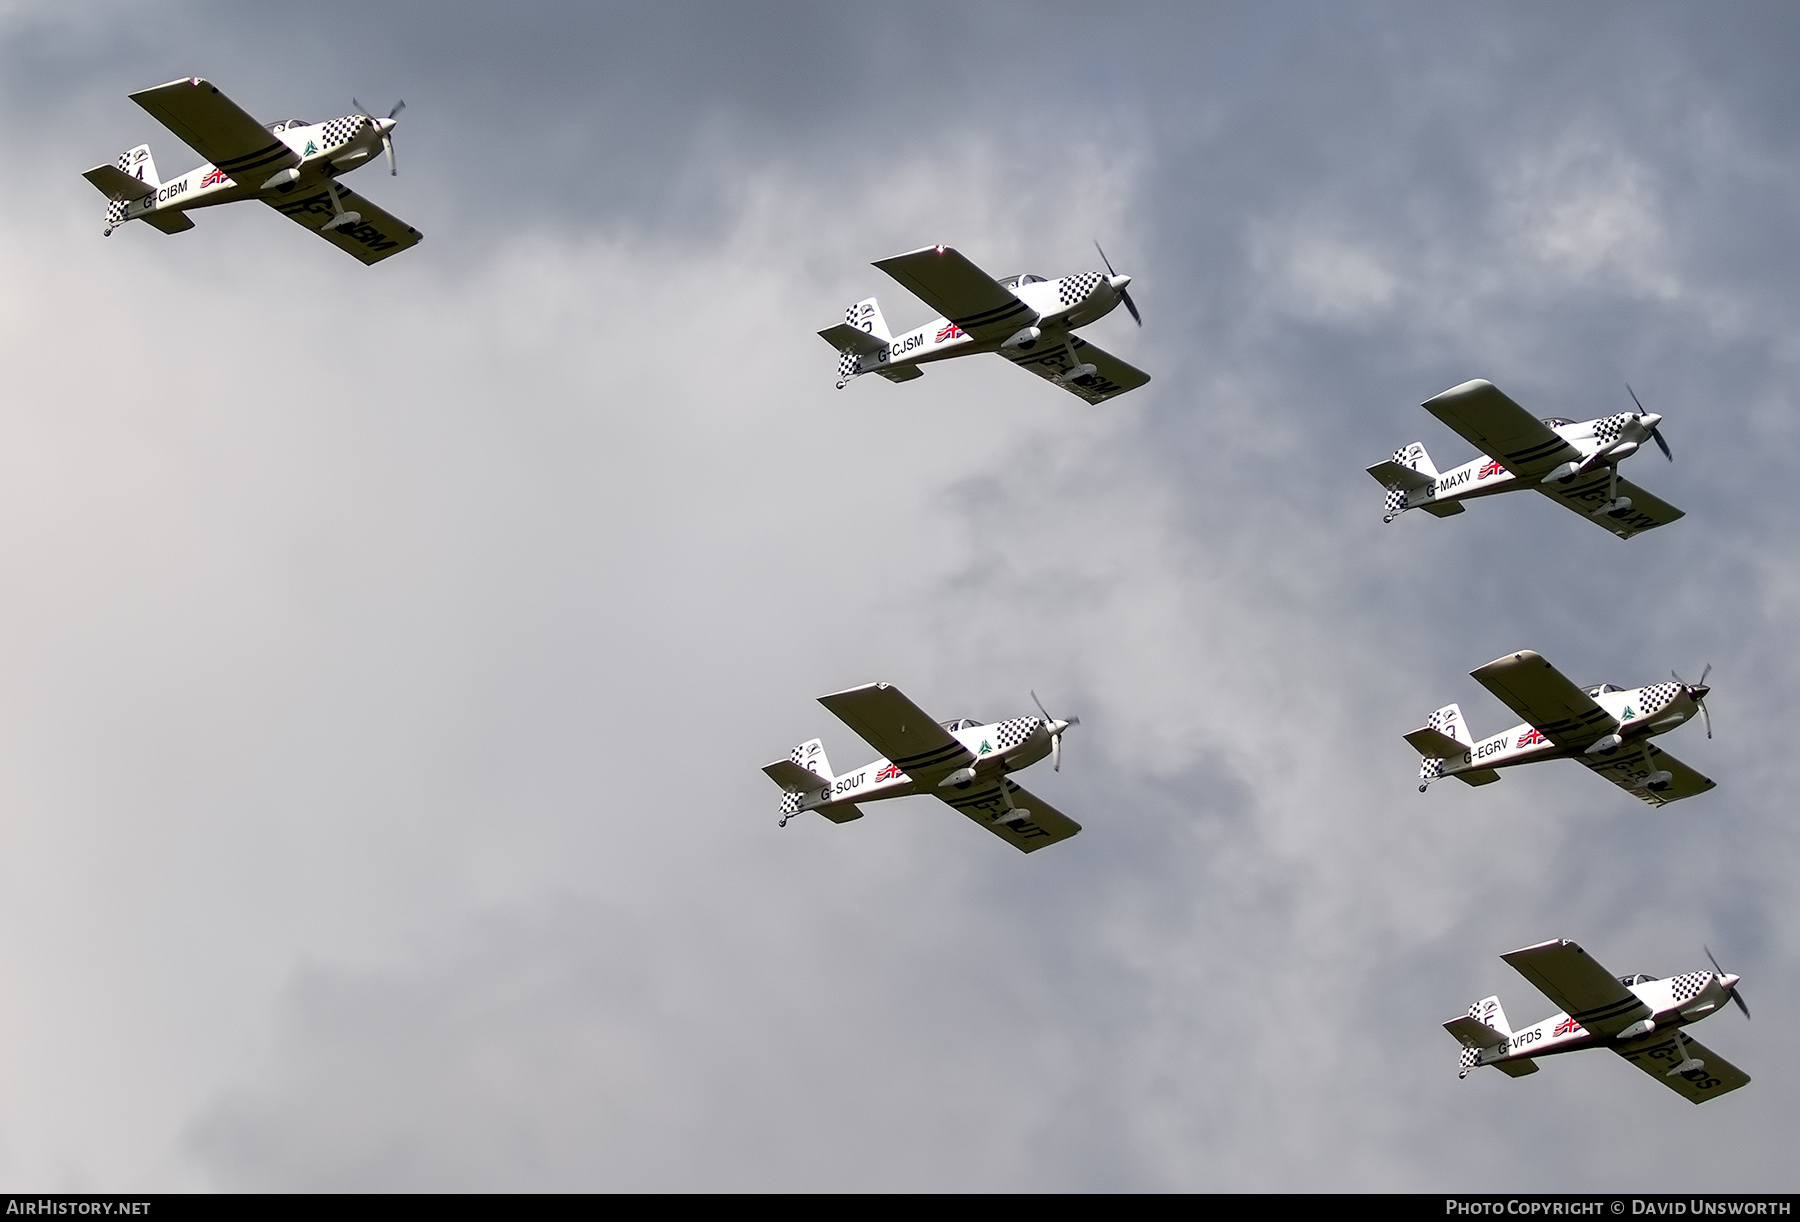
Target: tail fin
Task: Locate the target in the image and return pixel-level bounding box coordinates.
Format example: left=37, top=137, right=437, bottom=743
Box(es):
left=1470, top=995, right=1512, bottom=1038
left=118, top=144, right=160, bottom=188
left=844, top=297, right=892, bottom=343
left=1392, top=441, right=1437, bottom=479
left=1405, top=704, right=1475, bottom=787
left=791, top=738, right=832, bottom=781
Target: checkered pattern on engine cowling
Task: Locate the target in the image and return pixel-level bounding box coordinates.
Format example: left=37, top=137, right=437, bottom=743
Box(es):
left=1671, top=970, right=1709, bottom=1004
left=1057, top=272, right=1104, bottom=307
left=319, top=116, right=365, bottom=151
left=1593, top=414, right=1629, bottom=446
left=1636, top=682, right=1682, bottom=715
left=993, top=717, right=1038, bottom=752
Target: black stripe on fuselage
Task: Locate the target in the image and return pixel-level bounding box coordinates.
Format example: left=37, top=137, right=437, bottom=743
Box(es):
left=950, top=298, right=1034, bottom=332
left=1570, top=997, right=1650, bottom=1026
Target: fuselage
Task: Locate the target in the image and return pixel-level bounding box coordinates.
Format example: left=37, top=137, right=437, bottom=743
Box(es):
left=791, top=714, right=1058, bottom=814
left=844, top=271, right=1129, bottom=379
left=110, top=113, right=393, bottom=226
left=1398, top=413, right=1660, bottom=512
left=1434, top=680, right=1702, bottom=780
left=1471, top=969, right=1741, bottom=1071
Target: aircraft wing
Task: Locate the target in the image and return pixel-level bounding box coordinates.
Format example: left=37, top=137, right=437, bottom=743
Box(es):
left=1581, top=741, right=1715, bottom=807
left=1423, top=380, right=1582, bottom=480
left=1613, top=1030, right=1750, bottom=1104
left=817, top=683, right=972, bottom=784
left=1006, top=335, right=1151, bottom=404
left=263, top=184, right=424, bottom=265
left=1502, top=939, right=1651, bottom=1038
left=1534, top=472, right=1684, bottom=540
left=130, top=77, right=300, bottom=186
left=935, top=777, right=1082, bottom=854
left=872, top=246, right=1037, bottom=343
left=1470, top=650, right=1617, bottom=750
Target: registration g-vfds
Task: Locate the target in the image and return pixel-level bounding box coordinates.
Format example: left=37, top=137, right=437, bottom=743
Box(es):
left=821, top=243, right=1149, bottom=404
left=83, top=77, right=420, bottom=264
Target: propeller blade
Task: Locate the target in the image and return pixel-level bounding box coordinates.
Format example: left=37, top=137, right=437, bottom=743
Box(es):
left=1052, top=733, right=1061, bottom=772
left=389, top=99, right=406, bottom=120
left=1651, top=426, right=1672, bottom=461
left=354, top=97, right=369, bottom=118
left=384, top=133, right=397, bottom=176
left=1730, top=987, right=1751, bottom=1019
left=1626, top=383, right=1647, bottom=414
left=1121, top=287, right=1142, bottom=326
left=1699, top=663, right=1712, bottom=686
left=1031, top=690, right=1051, bottom=722
left=1705, top=947, right=1750, bottom=1018
left=1706, top=945, right=1724, bottom=975
left=1701, top=700, right=1712, bottom=739
left=1094, top=241, right=1116, bottom=277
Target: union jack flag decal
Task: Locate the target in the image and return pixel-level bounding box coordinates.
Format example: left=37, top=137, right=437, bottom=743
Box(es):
left=202, top=167, right=231, bottom=187
left=1554, top=1016, right=1582, bottom=1037
left=876, top=762, right=902, bottom=782
left=935, top=322, right=963, bottom=343
left=1478, top=459, right=1504, bottom=480
left=1517, top=728, right=1546, bottom=747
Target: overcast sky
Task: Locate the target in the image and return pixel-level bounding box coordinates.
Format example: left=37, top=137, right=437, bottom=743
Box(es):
left=0, top=0, right=1795, bottom=1192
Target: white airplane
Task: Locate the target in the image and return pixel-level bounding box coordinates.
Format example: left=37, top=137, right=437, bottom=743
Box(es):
left=1408, top=650, right=1715, bottom=806
left=763, top=683, right=1083, bottom=853
left=1446, top=939, right=1750, bottom=1104
left=82, top=77, right=421, bottom=264
left=820, top=244, right=1149, bottom=404
left=1369, top=379, right=1681, bottom=539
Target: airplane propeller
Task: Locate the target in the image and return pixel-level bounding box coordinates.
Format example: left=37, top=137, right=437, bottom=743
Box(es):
left=1626, top=385, right=1673, bottom=461
left=354, top=98, right=406, bottom=175
left=1031, top=690, right=1080, bottom=771
left=1672, top=664, right=1713, bottom=738
left=1094, top=242, right=1142, bottom=327
left=1705, top=946, right=1751, bottom=1019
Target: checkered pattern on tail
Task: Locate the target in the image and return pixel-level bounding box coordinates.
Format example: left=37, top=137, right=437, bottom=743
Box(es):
left=1057, top=272, right=1105, bottom=308
left=1457, top=1045, right=1482, bottom=1076
left=1419, top=756, right=1445, bottom=783
left=106, top=199, right=129, bottom=226
left=1383, top=486, right=1407, bottom=518
left=1671, top=971, right=1710, bottom=1005
left=779, top=791, right=803, bottom=818
left=837, top=349, right=858, bottom=380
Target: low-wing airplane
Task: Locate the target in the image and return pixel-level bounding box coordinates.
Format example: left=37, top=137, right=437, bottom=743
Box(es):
left=1446, top=939, right=1750, bottom=1104
left=82, top=77, right=421, bottom=264
left=1407, top=650, right=1715, bottom=806
left=820, top=244, right=1149, bottom=404
left=1369, top=379, right=1681, bottom=539
left=763, top=684, right=1083, bottom=853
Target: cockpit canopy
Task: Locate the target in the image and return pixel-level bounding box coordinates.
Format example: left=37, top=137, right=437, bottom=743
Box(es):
left=1583, top=683, right=1623, bottom=697
left=938, top=718, right=984, bottom=731
left=1541, top=417, right=1574, bottom=428
left=265, top=118, right=312, bottom=133
left=996, top=274, right=1047, bottom=288
left=1618, top=972, right=1657, bottom=986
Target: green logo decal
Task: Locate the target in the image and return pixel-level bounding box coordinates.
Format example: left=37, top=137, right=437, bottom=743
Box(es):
left=304, top=140, right=318, bottom=156
left=1622, top=706, right=1636, bottom=720
left=979, top=741, right=992, bottom=755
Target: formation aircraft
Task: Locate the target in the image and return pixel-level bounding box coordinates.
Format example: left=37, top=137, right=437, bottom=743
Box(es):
left=1446, top=939, right=1750, bottom=1104
left=763, top=683, right=1083, bottom=853
left=1407, top=650, right=1715, bottom=806
left=1369, top=379, right=1681, bottom=539
left=820, top=244, right=1149, bottom=404
left=82, top=77, right=421, bottom=264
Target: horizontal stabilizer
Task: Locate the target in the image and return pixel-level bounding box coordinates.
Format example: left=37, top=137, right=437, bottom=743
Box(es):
left=876, top=365, right=924, bottom=383
left=81, top=164, right=155, bottom=202
left=1367, top=460, right=1434, bottom=491
left=1404, top=727, right=1465, bottom=758
left=817, top=801, right=864, bottom=824
left=1443, top=1015, right=1508, bottom=1050
left=818, top=324, right=886, bottom=356
left=763, top=759, right=826, bottom=794
left=1455, top=768, right=1501, bottom=787
left=141, top=210, right=196, bottom=234
left=1420, top=501, right=1465, bottom=518
left=1492, top=1058, right=1539, bottom=1077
